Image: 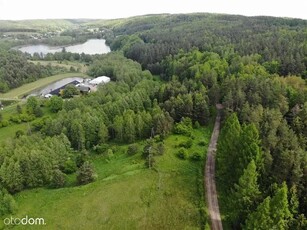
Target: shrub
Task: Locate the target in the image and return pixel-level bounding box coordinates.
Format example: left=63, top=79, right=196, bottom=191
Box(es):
left=178, top=139, right=193, bottom=148
left=174, top=123, right=192, bottom=136
left=50, top=169, right=67, bottom=188
left=176, top=148, right=188, bottom=159
left=190, top=152, right=202, bottom=161
left=127, top=144, right=139, bottom=156
left=77, top=161, right=97, bottom=185
left=198, top=140, right=207, bottom=146
left=0, top=189, right=17, bottom=216
left=93, top=144, right=109, bottom=154
left=62, top=159, right=77, bottom=174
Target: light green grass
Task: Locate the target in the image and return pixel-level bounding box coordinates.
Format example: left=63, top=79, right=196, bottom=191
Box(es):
left=0, top=127, right=212, bottom=229
left=0, top=73, right=87, bottom=99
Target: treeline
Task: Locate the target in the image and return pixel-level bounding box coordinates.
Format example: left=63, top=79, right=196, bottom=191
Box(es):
left=158, top=49, right=306, bottom=228
left=217, top=113, right=306, bottom=229
left=107, top=13, right=307, bottom=77
left=0, top=50, right=66, bottom=92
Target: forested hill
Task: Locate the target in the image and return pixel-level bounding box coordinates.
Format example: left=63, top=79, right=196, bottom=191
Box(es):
left=98, top=13, right=307, bottom=77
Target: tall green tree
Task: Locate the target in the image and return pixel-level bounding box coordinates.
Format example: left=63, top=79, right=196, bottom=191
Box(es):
left=217, top=113, right=241, bottom=188
left=245, top=197, right=273, bottom=230
left=230, top=160, right=261, bottom=227
left=270, top=182, right=292, bottom=229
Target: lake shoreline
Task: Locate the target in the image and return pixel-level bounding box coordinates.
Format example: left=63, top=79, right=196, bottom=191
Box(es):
left=13, top=39, right=111, bottom=55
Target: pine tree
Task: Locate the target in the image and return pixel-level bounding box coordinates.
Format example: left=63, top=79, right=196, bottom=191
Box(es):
left=230, top=160, right=261, bottom=226
left=217, top=113, right=241, bottom=188
left=245, top=197, right=273, bottom=230
left=270, top=182, right=292, bottom=229
left=236, top=123, right=262, bottom=180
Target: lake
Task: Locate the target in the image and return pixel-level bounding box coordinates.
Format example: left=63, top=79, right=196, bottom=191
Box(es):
left=18, top=39, right=111, bottom=55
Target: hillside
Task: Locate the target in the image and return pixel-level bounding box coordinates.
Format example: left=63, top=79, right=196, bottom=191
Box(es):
left=0, top=13, right=306, bottom=229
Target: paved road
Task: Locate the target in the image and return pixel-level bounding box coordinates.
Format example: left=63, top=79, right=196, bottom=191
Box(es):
left=205, top=107, right=223, bottom=230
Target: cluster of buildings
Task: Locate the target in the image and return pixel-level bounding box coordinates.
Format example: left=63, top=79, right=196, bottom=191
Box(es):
left=43, top=76, right=110, bottom=98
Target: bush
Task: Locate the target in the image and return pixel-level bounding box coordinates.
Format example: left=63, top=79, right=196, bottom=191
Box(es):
left=176, top=148, right=188, bottom=159
left=93, top=144, right=109, bottom=154
left=127, top=144, right=139, bottom=156
left=50, top=169, right=67, bottom=188
left=77, top=161, right=97, bottom=185
left=0, top=189, right=17, bottom=217
left=178, top=139, right=193, bottom=148
left=62, top=159, right=77, bottom=174
left=174, top=123, right=192, bottom=136
left=190, top=152, right=202, bottom=161
left=198, top=140, right=207, bottom=146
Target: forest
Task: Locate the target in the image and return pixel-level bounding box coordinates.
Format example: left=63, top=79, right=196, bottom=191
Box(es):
left=0, top=13, right=306, bottom=229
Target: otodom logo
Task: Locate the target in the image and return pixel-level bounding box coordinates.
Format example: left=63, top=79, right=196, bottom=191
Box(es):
left=3, top=216, right=46, bottom=226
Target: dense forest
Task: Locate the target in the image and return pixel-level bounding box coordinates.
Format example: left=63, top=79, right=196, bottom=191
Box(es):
left=0, top=13, right=306, bottom=229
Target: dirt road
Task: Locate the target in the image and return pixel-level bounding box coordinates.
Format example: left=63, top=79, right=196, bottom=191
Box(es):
left=205, top=107, right=223, bottom=230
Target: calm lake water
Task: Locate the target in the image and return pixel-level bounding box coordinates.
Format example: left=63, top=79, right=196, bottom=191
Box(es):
left=18, top=39, right=111, bottom=55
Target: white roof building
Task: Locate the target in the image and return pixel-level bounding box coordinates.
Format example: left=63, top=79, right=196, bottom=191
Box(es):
left=89, top=76, right=110, bottom=85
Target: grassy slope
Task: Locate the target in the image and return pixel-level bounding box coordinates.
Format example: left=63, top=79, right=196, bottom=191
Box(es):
left=0, top=127, right=212, bottom=229
left=0, top=72, right=87, bottom=99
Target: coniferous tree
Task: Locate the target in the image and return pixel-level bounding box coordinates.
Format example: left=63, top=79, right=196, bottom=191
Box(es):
left=217, top=113, right=241, bottom=188
left=245, top=197, right=273, bottom=230
left=230, top=160, right=261, bottom=227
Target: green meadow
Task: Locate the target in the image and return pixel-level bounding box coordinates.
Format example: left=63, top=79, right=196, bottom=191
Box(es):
left=0, top=127, right=212, bottom=229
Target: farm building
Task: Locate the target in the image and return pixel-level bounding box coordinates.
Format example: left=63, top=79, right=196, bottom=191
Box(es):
left=89, top=76, right=110, bottom=85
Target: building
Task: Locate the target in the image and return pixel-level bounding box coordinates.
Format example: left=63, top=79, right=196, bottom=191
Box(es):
left=89, top=76, right=110, bottom=86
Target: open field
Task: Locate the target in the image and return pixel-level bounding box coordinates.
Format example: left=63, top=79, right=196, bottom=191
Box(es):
left=0, top=72, right=87, bottom=99
left=0, top=127, right=212, bottom=229
left=29, top=60, right=88, bottom=73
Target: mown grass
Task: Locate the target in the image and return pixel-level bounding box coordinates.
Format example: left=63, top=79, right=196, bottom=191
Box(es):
left=0, top=127, right=212, bottom=229
left=0, top=73, right=87, bottom=99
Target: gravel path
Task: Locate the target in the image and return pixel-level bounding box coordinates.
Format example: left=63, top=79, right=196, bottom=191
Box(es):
left=204, top=106, right=223, bottom=230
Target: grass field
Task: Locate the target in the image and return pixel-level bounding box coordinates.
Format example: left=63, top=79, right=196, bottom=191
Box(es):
left=0, top=72, right=87, bottom=99
left=0, top=127, right=212, bottom=229
left=30, top=61, right=88, bottom=74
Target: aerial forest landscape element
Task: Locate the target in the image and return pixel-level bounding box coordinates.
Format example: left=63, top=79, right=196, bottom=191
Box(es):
left=0, top=13, right=306, bottom=229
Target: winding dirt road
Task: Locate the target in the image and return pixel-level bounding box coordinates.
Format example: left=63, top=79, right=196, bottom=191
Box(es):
left=205, top=106, right=223, bottom=230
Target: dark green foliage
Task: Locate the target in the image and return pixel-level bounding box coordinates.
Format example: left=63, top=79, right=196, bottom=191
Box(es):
left=0, top=134, right=72, bottom=193
left=127, top=144, right=139, bottom=156
left=111, top=14, right=306, bottom=77
left=245, top=182, right=292, bottom=229
left=62, top=84, right=79, bottom=98
left=229, top=160, right=261, bottom=227
left=0, top=189, right=17, bottom=217
left=48, top=96, right=63, bottom=113
left=62, top=159, right=77, bottom=174
left=77, top=161, right=97, bottom=185
left=50, top=169, right=67, bottom=188
left=176, top=148, right=188, bottom=160
left=0, top=50, right=59, bottom=92
left=190, top=152, right=202, bottom=161
left=178, top=139, right=193, bottom=149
